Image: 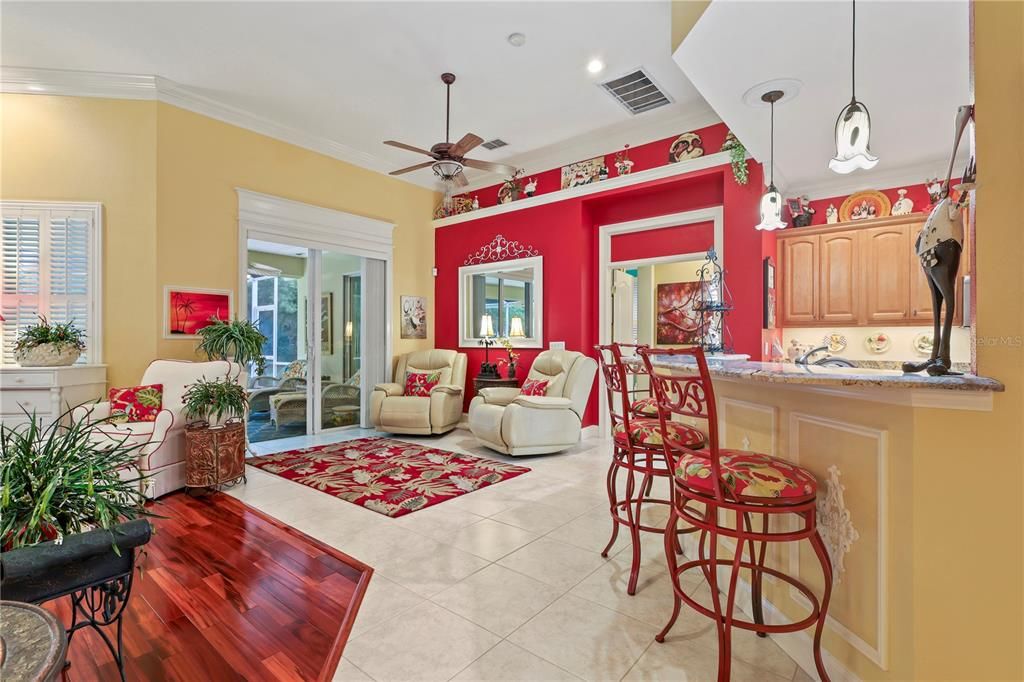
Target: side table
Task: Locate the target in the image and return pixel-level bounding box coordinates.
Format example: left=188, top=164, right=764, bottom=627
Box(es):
left=0, top=600, right=67, bottom=682
left=473, top=376, right=520, bottom=394
left=184, top=418, right=247, bottom=494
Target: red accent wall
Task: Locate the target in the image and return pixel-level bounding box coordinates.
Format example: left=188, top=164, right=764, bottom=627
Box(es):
left=434, top=161, right=766, bottom=427
left=610, top=221, right=715, bottom=262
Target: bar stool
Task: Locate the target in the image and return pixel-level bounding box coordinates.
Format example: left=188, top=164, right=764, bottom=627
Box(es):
left=596, top=343, right=706, bottom=595
left=637, top=346, right=833, bottom=682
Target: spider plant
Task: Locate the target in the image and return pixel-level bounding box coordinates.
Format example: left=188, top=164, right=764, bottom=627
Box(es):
left=14, top=316, right=87, bottom=354
left=195, top=318, right=267, bottom=375
left=182, top=378, right=248, bottom=425
left=0, top=407, right=153, bottom=551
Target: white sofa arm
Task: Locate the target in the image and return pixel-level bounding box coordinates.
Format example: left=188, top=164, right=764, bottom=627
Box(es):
left=374, top=382, right=405, bottom=397
left=511, top=395, right=575, bottom=411
left=478, top=387, right=521, bottom=406
left=430, top=383, right=463, bottom=396
left=73, top=400, right=111, bottom=423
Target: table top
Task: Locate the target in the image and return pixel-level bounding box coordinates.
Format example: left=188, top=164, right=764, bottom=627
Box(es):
left=0, top=601, right=67, bottom=682
left=474, top=376, right=519, bottom=386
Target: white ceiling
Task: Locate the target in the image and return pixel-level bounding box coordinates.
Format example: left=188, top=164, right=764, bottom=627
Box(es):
left=2, top=1, right=715, bottom=189
left=675, top=0, right=970, bottom=198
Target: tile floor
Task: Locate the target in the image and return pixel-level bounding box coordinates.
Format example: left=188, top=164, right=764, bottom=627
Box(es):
left=238, top=429, right=810, bottom=682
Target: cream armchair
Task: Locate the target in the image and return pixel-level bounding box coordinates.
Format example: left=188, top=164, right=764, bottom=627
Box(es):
left=370, top=350, right=467, bottom=435
left=72, top=359, right=242, bottom=498
left=469, top=349, right=597, bottom=456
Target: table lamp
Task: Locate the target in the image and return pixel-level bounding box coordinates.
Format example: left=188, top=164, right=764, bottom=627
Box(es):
left=479, top=314, right=499, bottom=377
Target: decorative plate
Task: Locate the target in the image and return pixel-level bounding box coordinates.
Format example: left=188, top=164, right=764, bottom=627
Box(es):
left=822, top=332, right=847, bottom=353
left=912, top=332, right=934, bottom=356
left=840, top=190, right=892, bottom=222
left=865, top=331, right=892, bottom=354
left=668, top=132, right=704, bottom=163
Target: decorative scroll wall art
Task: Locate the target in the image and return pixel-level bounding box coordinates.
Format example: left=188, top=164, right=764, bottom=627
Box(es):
left=463, top=234, right=540, bottom=265
left=816, top=464, right=860, bottom=583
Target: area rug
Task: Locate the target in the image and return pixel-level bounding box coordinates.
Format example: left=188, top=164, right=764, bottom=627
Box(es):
left=248, top=437, right=531, bottom=517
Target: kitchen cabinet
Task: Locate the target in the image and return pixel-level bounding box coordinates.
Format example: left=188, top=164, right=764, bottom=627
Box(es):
left=777, top=213, right=969, bottom=327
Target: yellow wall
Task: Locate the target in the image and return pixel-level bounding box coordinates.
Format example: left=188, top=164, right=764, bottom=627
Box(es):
left=1, top=94, right=437, bottom=387
left=671, top=0, right=710, bottom=52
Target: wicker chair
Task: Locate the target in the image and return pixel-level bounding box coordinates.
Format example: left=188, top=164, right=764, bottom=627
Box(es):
left=247, top=377, right=307, bottom=414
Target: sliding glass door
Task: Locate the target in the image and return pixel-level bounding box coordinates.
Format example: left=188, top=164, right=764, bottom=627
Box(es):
left=317, top=250, right=362, bottom=430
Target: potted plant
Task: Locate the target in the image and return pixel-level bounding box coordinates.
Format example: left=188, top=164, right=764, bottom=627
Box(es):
left=182, top=377, right=248, bottom=427
left=14, top=316, right=87, bottom=367
left=720, top=131, right=749, bottom=186
left=195, top=318, right=268, bottom=375
left=497, top=337, right=521, bottom=379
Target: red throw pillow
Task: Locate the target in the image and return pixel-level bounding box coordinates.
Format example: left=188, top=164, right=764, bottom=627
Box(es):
left=108, top=384, right=164, bottom=423
left=405, top=371, right=441, bottom=397
left=521, top=378, right=550, bottom=396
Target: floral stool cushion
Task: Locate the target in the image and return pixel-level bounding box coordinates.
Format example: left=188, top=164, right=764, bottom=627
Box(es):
left=631, top=397, right=659, bottom=418
left=676, top=450, right=817, bottom=500
left=613, top=419, right=706, bottom=449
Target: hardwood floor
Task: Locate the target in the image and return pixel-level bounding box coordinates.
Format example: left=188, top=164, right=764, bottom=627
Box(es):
left=46, top=492, right=373, bottom=682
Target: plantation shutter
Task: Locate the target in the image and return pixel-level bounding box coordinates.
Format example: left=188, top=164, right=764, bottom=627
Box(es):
left=0, top=203, right=101, bottom=364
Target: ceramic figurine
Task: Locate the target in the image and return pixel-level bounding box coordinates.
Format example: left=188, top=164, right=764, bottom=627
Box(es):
left=925, top=177, right=944, bottom=204
left=826, top=204, right=839, bottom=224
left=614, top=145, right=634, bottom=176
left=903, top=105, right=975, bottom=377
left=598, top=165, right=609, bottom=181
left=787, top=195, right=816, bottom=227
left=892, top=188, right=914, bottom=215
left=471, top=195, right=479, bottom=211
left=669, top=132, right=704, bottom=163
left=524, top=178, right=537, bottom=197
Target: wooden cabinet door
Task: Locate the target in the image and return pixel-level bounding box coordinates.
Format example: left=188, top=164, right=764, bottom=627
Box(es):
left=819, top=232, right=859, bottom=323
left=780, top=235, right=819, bottom=325
left=863, top=224, right=911, bottom=322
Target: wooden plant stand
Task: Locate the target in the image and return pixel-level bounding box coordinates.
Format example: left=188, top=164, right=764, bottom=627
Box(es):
left=184, top=419, right=247, bottom=493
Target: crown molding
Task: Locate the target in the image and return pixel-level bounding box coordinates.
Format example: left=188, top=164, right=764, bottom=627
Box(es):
left=456, top=101, right=722, bottom=194
left=1, top=66, right=438, bottom=189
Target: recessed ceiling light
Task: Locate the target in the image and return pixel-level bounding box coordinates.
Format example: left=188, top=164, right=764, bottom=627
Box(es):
left=587, top=58, right=605, bottom=74
left=507, top=32, right=526, bottom=47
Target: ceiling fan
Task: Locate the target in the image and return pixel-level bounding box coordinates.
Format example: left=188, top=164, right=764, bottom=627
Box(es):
left=384, top=72, right=517, bottom=187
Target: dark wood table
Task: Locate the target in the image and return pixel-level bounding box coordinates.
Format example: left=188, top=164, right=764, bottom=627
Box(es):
left=184, top=419, right=247, bottom=493
left=473, top=376, right=520, bottom=394
left=0, top=601, right=67, bottom=682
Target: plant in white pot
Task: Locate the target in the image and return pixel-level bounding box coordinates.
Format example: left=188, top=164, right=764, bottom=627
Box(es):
left=14, top=317, right=87, bottom=367
left=182, top=378, right=248, bottom=428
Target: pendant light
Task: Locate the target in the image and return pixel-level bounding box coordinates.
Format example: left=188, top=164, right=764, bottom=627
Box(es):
left=829, top=0, right=878, bottom=173
left=755, top=90, right=786, bottom=231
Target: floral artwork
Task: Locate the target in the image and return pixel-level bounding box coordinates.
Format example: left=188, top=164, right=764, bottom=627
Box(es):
left=401, top=295, right=427, bottom=339
left=163, top=287, right=232, bottom=339
left=560, top=156, right=604, bottom=189
left=656, top=281, right=704, bottom=345
left=248, top=437, right=531, bottom=517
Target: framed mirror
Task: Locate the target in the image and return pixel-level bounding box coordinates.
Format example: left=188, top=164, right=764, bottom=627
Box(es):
left=458, top=256, right=543, bottom=348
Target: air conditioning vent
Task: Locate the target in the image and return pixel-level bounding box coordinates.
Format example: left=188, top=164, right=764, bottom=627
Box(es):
left=481, top=138, right=508, bottom=150
left=599, top=69, right=673, bottom=115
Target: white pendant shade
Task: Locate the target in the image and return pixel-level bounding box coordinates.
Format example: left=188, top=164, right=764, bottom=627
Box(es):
left=829, top=100, right=878, bottom=174
left=755, top=185, right=787, bottom=231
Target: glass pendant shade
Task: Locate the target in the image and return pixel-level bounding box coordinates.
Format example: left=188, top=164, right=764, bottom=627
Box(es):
left=829, top=99, right=878, bottom=173
left=755, top=184, right=787, bottom=231
left=432, top=159, right=464, bottom=181
left=479, top=313, right=495, bottom=338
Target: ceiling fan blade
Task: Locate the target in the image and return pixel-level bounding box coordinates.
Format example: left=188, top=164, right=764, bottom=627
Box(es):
left=453, top=172, right=469, bottom=187
left=383, top=140, right=435, bottom=157
left=389, top=161, right=434, bottom=176
left=463, top=158, right=518, bottom=176
left=449, top=133, right=484, bottom=158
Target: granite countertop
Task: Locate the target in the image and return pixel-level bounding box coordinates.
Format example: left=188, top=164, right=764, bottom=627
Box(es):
left=646, top=356, right=1005, bottom=392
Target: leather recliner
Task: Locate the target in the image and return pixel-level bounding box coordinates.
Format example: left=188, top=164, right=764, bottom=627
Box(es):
left=370, top=349, right=467, bottom=435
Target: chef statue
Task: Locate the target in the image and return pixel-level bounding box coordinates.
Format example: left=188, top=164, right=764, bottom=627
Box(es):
left=902, top=105, right=975, bottom=376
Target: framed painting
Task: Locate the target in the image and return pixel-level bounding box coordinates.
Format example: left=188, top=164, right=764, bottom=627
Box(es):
left=656, top=281, right=704, bottom=345
left=560, top=156, right=604, bottom=190
left=401, top=295, right=427, bottom=339
left=763, top=257, right=776, bottom=329
left=163, top=286, right=233, bottom=339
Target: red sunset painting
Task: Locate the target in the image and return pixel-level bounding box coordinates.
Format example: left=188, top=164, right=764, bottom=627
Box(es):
left=166, top=289, right=232, bottom=336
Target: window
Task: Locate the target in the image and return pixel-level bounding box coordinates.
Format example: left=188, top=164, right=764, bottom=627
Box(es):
left=1, top=202, right=102, bottom=365
left=247, top=274, right=299, bottom=377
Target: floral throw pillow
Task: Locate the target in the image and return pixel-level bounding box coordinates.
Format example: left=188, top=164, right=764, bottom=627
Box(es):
left=521, top=378, right=550, bottom=396
left=108, top=384, right=164, bottom=423
left=405, top=371, right=441, bottom=397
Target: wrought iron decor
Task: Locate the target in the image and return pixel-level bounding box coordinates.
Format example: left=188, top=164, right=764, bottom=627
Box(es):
left=694, top=248, right=734, bottom=353
left=463, top=234, right=540, bottom=265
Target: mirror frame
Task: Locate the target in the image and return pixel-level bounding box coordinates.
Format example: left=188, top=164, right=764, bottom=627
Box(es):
left=458, top=255, right=543, bottom=348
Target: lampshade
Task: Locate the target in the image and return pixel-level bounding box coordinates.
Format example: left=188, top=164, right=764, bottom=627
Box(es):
left=509, top=316, right=525, bottom=338
left=344, top=320, right=354, bottom=339
left=828, top=100, right=878, bottom=173
left=755, top=185, right=787, bottom=231
left=480, top=313, right=495, bottom=338
left=432, top=159, right=464, bottom=182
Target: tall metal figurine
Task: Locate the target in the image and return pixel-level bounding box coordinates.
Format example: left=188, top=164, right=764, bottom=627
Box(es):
left=902, top=105, right=976, bottom=376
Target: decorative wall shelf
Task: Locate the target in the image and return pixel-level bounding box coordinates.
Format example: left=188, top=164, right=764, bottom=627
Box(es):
left=432, top=151, right=733, bottom=229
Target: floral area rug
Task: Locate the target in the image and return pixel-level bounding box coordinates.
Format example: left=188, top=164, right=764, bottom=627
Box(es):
left=247, top=437, right=531, bottom=517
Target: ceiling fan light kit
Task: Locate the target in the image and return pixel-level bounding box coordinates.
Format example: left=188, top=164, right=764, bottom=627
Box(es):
left=829, top=0, right=878, bottom=174
left=756, top=89, right=787, bottom=231
left=384, top=72, right=517, bottom=189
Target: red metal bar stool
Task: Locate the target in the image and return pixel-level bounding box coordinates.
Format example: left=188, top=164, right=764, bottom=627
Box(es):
left=637, top=346, right=833, bottom=682
left=596, top=343, right=706, bottom=595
